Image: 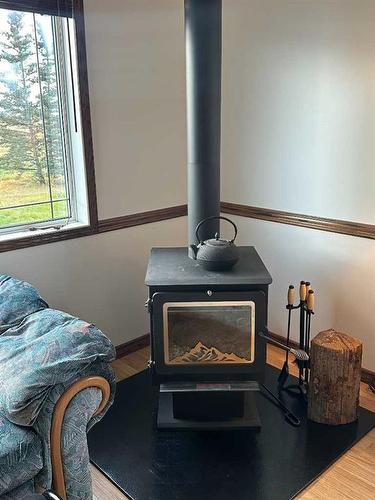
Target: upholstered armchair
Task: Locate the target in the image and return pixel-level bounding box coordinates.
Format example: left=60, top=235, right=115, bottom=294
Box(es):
left=0, top=276, right=116, bottom=500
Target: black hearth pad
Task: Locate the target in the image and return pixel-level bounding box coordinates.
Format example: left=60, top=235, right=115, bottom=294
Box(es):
left=88, top=366, right=375, bottom=500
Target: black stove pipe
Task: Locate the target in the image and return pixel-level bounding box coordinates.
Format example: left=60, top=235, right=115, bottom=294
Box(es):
left=185, top=0, right=222, bottom=257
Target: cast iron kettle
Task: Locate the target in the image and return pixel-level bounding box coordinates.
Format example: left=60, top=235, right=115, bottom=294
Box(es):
left=190, top=216, right=239, bottom=271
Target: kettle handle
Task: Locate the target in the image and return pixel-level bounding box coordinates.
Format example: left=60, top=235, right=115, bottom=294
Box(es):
left=195, top=216, right=238, bottom=244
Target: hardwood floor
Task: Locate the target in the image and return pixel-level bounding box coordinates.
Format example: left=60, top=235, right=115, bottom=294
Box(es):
left=92, top=345, right=375, bottom=500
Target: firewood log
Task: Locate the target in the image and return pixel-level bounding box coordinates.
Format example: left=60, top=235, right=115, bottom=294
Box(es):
left=308, top=329, right=362, bottom=425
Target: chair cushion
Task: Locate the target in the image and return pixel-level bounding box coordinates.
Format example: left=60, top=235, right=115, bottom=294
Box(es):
left=0, top=276, right=48, bottom=332
left=0, top=414, right=43, bottom=495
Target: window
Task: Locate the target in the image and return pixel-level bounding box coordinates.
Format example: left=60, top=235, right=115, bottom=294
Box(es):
left=0, top=1, right=94, bottom=240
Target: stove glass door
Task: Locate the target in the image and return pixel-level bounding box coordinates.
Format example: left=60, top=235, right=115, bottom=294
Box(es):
left=163, top=301, right=255, bottom=366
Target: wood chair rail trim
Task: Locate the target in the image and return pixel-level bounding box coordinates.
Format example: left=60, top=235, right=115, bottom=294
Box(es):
left=3, top=199, right=374, bottom=254
left=50, top=375, right=110, bottom=500
left=221, top=202, right=375, bottom=240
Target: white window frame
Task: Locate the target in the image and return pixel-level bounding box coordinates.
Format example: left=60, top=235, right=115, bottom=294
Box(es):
left=0, top=11, right=90, bottom=241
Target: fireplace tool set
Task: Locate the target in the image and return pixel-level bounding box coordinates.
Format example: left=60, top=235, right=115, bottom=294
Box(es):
left=277, top=281, right=315, bottom=399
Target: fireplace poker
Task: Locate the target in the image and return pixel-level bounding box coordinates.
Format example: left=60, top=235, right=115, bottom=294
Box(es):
left=298, top=281, right=307, bottom=386
left=278, top=285, right=296, bottom=388
left=261, top=383, right=301, bottom=427
left=303, top=282, right=311, bottom=378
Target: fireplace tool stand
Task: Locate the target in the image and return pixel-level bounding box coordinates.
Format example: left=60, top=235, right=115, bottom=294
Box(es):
left=277, top=281, right=315, bottom=401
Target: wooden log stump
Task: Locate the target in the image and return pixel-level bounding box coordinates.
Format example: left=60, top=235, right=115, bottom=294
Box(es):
left=308, top=329, right=362, bottom=425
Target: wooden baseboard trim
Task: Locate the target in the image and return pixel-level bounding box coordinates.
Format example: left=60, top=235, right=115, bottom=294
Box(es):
left=221, top=201, right=375, bottom=240
left=266, top=330, right=300, bottom=350
left=98, top=205, right=187, bottom=234
left=362, top=367, right=375, bottom=387
left=115, top=331, right=374, bottom=385
left=267, top=331, right=375, bottom=386
left=116, top=333, right=150, bottom=359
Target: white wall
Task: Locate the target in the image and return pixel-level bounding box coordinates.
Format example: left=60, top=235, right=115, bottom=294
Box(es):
left=1, top=0, right=188, bottom=347
left=231, top=216, right=375, bottom=371
left=84, top=0, right=187, bottom=218
left=222, top=0, right=375, bottom=223
left=221, top=0, right=375, bottom=370
left=1, top=218, right=187, bottom=346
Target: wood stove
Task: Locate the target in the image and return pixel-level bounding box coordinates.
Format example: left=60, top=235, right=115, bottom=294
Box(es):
left=145, top=247, right=272, bottom=429
left=144, top=0, right=272, bottom=430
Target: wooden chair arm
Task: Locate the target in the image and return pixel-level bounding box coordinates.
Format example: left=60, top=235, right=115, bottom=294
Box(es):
left=50, top=376, right=111, bottom=500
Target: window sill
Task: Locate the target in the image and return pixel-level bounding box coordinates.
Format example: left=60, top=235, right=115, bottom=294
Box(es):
left=0, top=205, right=188, bottom=253
left=0, top=221, right=96, bottom=253
left=0, top=221, right=87, bottom=242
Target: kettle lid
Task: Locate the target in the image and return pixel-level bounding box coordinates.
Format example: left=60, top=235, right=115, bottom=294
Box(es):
left=205, top=233, right=233, bottom=247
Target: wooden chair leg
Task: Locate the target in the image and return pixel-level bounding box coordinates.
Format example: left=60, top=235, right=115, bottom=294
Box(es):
left=50, top=376, right=111, bottom=500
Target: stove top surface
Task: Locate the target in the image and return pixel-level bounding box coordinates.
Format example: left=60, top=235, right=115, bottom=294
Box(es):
left=145, top=246, right=272, bottom=287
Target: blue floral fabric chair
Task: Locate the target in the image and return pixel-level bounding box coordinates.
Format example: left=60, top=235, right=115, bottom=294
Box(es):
left=0, top=276, right=116, bottom=500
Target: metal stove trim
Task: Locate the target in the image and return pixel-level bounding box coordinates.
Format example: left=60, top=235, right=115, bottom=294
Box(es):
left=162, top=300, right=256, bottom=365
